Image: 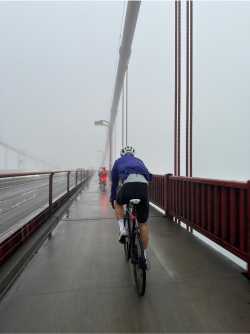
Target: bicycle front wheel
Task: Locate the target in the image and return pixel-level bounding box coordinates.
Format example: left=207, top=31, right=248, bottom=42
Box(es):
left=132, top=233, right=146, bottom=296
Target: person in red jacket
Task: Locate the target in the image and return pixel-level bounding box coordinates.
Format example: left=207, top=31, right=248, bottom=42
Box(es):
left=98, top=167, right=108, bottom=190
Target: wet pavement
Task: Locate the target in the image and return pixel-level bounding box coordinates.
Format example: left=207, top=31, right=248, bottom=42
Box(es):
left=0, top=179, right=250, bottom=332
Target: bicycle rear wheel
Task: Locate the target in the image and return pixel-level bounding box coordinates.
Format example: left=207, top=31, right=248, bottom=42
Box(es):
left=123, top=218, right=130, bottom=261
left=132, top=232, right=146, bottom=296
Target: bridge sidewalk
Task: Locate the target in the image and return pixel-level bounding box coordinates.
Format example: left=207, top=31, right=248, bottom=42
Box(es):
left=0, top=179, right=249, bottom=332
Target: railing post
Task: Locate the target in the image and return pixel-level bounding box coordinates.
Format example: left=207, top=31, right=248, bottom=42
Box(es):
left=75, top=171, right=78, bottom=186
left=247, top=180, right=250, bottom=278
left=165, top=174, right=172, bottom=219
left=67, top=171, right=70, bottom=193
left=49, top=173, right=54, bottom=212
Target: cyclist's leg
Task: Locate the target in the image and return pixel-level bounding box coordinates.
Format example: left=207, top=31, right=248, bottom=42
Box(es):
left=135, top=184, right=150, bottom=257
left=137, top=211, right=150, bottom=269
left=115, top=185, right=129, bottom=242
left=114, top=202, right=124, bottom=220
left=115, top=185, right=126, bottom=220
left=139, top=223, right=149, bottom=249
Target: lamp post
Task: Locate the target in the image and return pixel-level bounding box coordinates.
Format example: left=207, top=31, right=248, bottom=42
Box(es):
left=96, top=149, right=104, bottom=166
left=94, top=120, right=112, bottom=172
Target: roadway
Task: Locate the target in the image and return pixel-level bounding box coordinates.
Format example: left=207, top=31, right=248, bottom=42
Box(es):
left=0, top=174, right=76, bottom=237
left=0, top=179, right=249, bottom=332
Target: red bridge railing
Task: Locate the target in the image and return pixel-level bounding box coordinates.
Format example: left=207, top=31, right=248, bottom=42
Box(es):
left=149, top=174, right=250, bottom=277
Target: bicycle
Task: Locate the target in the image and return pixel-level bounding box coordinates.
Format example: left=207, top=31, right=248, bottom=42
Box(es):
left=123, top=199, right=147, bottom=296
left=99, top=179, right=107, bottom=192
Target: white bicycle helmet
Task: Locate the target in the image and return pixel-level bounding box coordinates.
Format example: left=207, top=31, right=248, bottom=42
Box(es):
left=120, top=146, right=135, bottom=156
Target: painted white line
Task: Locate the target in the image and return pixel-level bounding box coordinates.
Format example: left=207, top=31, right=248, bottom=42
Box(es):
left=22, top=190, right=34, bottom=196
left=11, top=195, right=37, bottom=209
left=149, top=202, right=165, bottom=215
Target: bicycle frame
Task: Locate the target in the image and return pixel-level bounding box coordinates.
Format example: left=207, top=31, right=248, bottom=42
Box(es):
left=125, top=204, right=138, bottom=244
left=123, top=202, right=146, bottom=296
left=124, top=203, right=143, bottom=263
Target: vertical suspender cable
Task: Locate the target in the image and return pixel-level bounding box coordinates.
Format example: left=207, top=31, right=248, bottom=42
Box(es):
left=174, top=0, right=178, bottom=176
left=190, top=0, right=193, bottom=177
left=177, top=0, right=181, bottom=176
left=186, top=1, right=190, bottom=177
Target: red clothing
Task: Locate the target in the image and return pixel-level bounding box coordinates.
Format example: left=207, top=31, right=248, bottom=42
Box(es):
left=99, top=171, right=107, bottom=182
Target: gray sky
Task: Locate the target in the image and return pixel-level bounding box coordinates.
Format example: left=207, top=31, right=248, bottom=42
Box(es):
left=0, top=1, right=249, bottom=180
left=0, top=1, right=123, bottom=169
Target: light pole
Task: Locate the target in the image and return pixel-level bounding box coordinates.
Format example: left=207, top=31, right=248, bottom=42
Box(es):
left=96, top=149, right=104, bottom=166
left=94, top=120, right=112, bottom=171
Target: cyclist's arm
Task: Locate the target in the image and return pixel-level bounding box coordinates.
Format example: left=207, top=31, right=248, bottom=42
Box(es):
left=138, top=158, right=152, bottom=182
left=110, top=161, right=119, bottom=202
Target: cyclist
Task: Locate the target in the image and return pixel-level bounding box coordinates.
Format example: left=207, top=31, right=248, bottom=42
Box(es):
left=110, top=146, right=152, bottom=262
left=99, top=167, right=108, bottom=189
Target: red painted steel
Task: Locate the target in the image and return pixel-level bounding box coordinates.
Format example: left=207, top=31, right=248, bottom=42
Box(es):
left=149, top=174, right=250, bottom=276
left=247, top=181, right=250, bottom=277
left=214, top=187, right=219, bottom=236
left=67, top=171, right=71, bottom=192
left=230, top=189, right=236, bottom=245
left=177, top=0, right=181, bottom=176
left=186, top=0, right=190, bottom=177
left=49, top=173, right=54, bottom=210
left=201, top=184, right=206, bottom=229
left=174, top=0, right=178, bottom=176
left=239, top=190, right=246, bottom=253
left=189, top=0, right=193, bottom=177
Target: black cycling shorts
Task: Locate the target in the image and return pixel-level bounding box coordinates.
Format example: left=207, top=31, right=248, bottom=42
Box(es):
left=116, top=182, right=149, bottom=224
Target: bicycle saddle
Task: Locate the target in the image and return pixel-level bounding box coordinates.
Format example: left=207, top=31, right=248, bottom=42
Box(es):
left=129, top=199, right=141, bottom=205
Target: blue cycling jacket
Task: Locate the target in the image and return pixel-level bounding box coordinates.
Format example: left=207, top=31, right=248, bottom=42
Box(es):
left=110, top=154, right=152, bottom=201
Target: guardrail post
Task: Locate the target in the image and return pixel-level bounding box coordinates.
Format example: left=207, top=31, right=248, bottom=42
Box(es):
left=67, top=171, right=71, bottom=193
left=49, top=173, right=54, bottom=212
left=165, top=174, right=173, bottom=219
left=247, top=180, right=250, bottom=278
left=75, top=171, right=78, bottom=186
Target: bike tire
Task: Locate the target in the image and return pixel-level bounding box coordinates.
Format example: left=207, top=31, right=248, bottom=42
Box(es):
left=132, top=232, right=146, bottom=296
left=123, top=218, right=130, bottom=261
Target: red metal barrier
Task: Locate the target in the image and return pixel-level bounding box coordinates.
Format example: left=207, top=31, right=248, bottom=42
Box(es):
left=149, top=174, right=250, bottom=277
left=0, top=169, right=93, bottom=264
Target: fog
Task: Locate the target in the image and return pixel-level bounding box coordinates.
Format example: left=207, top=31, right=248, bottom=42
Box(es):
left=0, top=1, right=122, bottom=169
left=0, top=1, right=249, bottom=181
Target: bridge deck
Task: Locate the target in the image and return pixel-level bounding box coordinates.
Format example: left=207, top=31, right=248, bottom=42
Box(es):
left=0, top=180, right=249, bottom=332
